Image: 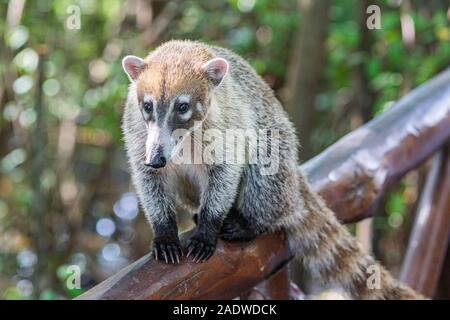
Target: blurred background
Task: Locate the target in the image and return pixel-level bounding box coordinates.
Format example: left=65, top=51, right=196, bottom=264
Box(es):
left=0, top=0, right=449, bottom=299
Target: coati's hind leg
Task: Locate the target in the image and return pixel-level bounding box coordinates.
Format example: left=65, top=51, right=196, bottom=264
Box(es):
left=237, top=163, right=299, bottom=236
left=220, top=208, right=258, bottom=241
left=193, top=210, right=257, bottom=242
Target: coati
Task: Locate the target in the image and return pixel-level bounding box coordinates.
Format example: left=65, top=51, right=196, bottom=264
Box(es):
left=121, top=40, right=421, bottom=299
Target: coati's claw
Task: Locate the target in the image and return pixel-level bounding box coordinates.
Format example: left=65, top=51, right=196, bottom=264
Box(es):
left=200, top=246, right=214, bottom=262
left=151, top=238, right=182, bottom=264
left=162, top=248, right=168, bottom=263
left=186, top=235, right=216, bottom=263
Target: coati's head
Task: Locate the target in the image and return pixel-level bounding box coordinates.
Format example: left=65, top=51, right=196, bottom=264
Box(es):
left=122, top=41, right=228, bottom=169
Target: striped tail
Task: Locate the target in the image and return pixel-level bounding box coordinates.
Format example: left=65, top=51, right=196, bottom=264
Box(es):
left=284, top=174, right=423, bottom=300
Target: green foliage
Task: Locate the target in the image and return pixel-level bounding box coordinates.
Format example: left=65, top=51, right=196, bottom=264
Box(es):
left=170, top=0, right=299, bottom=79
left=0, top=0, right=448, bottom=299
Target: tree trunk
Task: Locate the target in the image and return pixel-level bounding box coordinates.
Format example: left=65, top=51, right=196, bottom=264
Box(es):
left=284, top=0, right=332, bottom=288
left=284, top=0, right=331, bottom=161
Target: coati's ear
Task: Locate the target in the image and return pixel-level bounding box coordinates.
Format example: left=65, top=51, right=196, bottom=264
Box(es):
left=202, top=57, right=229, bottom=87
left=122, top=55, right=144, bottom=82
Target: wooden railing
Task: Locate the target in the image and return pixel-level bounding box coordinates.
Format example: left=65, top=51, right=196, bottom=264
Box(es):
left=77, top=68, right=450, bottom=300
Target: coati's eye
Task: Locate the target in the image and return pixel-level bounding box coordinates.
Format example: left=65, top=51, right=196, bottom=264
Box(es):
left=143, top=101, right=153, bottom=114
left=176, top=102, right=190, bottom=114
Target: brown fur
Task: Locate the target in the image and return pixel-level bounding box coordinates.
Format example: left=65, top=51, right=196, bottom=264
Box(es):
left=136, top=43, right=212, bottom=106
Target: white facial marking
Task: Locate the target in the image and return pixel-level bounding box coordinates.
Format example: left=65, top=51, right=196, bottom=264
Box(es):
left=178, top=94, right=191, bottom=104
left=179, top=109, right=193, bottom=121
left=145, top=122, right=160, bottom=164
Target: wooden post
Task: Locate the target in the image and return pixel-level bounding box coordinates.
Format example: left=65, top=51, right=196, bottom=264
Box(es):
left=400, top=148, right=450, bottom=297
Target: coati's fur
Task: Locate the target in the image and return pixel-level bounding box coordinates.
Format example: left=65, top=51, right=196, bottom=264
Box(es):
left=121, top=40, right=421, bottom=299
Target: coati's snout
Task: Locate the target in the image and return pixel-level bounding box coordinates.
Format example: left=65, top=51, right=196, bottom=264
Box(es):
left=145, top=144, right=166, bottom=168
left=122, top=48, right=229, bottom=166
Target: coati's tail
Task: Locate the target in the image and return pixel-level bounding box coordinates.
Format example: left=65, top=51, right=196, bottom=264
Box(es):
left=282, top=173, right=423, bottom=300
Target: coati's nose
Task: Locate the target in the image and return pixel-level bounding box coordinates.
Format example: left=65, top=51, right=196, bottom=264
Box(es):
left=145, top=146, right=167, bottom=169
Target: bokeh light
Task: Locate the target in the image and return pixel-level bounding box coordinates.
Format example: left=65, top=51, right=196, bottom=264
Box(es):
left=17, top=250, right=37, bottom=269
left=113, top=192, right=139, bottom=221
left=95, top=218, right=116, bottom=237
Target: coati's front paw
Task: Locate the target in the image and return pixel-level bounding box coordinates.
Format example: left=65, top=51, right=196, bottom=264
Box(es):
left=151, top=237, right=182, bottom=264
left=186, top=232, right=217, bottom=263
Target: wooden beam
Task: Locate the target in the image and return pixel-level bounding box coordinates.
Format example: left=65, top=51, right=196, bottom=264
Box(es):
left=304, top=68, right=450, bottom=223
left=78, top=231, right=291, bottom=300
left=242, top=269, right=301, bottom=300
left=400, top=148, right=450, bottom=297
left=78, top=68, right=450, bottom=300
